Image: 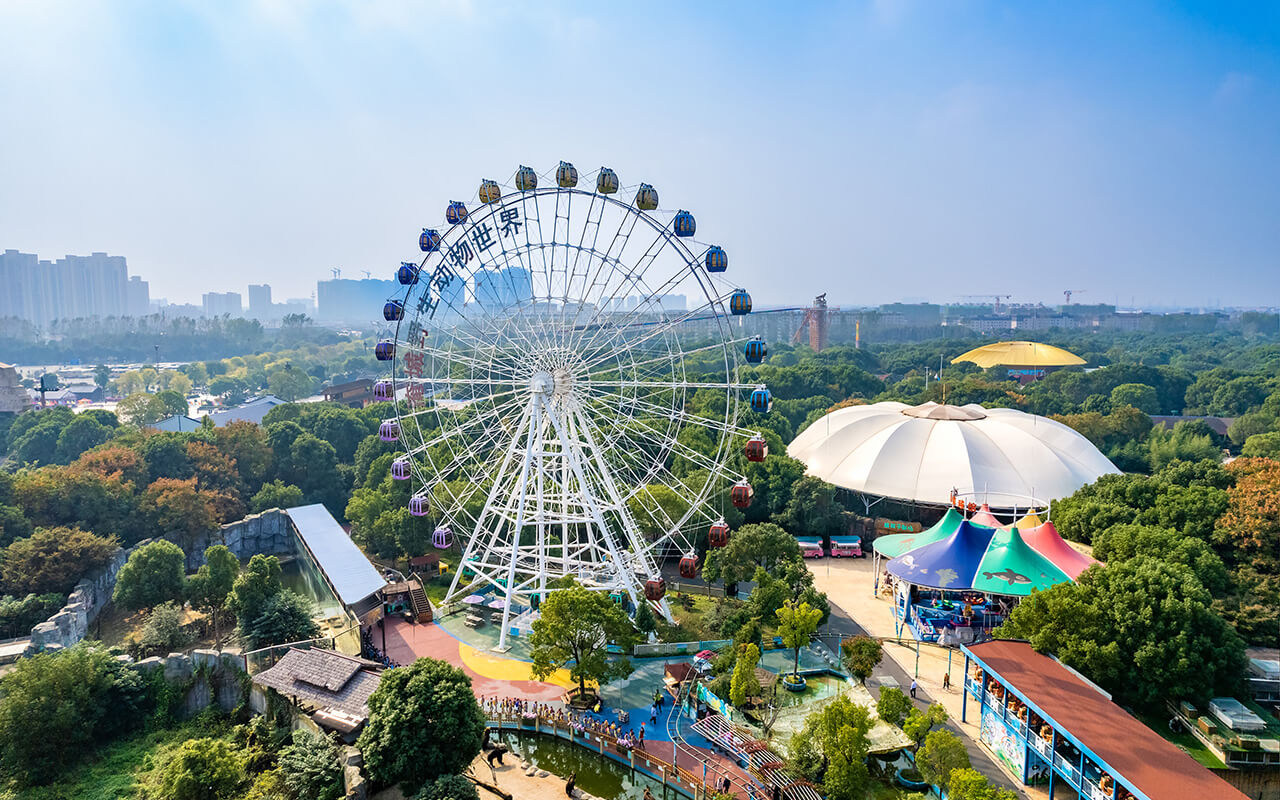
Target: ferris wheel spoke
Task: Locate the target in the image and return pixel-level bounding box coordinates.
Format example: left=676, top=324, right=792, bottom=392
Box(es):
left=578, top=379, right=756, bottom=391
left=582, top=339, right=734, bottom=379
left=579, top=384, right=753, bottom=438
left=574, top=290, right=736, bottom=373
left=401, top=392, right=527, bottom=454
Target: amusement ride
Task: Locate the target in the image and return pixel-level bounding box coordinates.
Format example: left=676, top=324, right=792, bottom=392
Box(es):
left=373, top=162, right=770, bottom=648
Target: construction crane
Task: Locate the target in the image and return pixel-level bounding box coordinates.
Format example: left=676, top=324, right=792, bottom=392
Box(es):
left=961, top=294, right=1012, bottom=312
left=331, top=268, right=341, bottom=279
left=1063, top=289, right=1086, bottom=305
left=362, top=270, right=372, bottom=279
left=792, top=294, right=830, bottom=352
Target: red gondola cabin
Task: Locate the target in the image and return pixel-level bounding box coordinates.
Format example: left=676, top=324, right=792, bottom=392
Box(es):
left=644, top=578, right=666, bottom=601
left=709, top=521, right=730, bottom=548
left=745, top=436, right=768, bottom=462
left=679, top=555, right=698, bottom=578
left=731, top=482, right=754, bottom=509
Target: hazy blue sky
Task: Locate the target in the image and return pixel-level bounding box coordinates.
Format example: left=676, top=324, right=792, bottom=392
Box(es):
left=2, top=1, right=1277, bottom=308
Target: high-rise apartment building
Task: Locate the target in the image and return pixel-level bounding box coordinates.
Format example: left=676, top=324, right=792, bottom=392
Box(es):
left=127, top=276, right=150, bottom=317
left=248, top=284, right=272, bottom=317
left=0, top=249, right=132, bottom=327
left=203, top=291, right=243, bottom=317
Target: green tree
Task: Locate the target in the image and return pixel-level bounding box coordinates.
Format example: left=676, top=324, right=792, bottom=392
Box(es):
left=948, top=768, right=1019, bottom=800
left=187, top=544, right=240, bottom=646
left=414, top=774, right=480, bottom=800
left=243, top=590, right=319, bottom=649
left=277, top=729, right=343, bottom=800
left=529, top=579, right=638, bottom=701
left=1147, top=422, right=1221, bottom=471
left=0, top=643, right=151, bottom=785
left=703, top=522, right=803, bottom=586
left=730, top=643, right=762, bottom=707
left=268, top=367, right=315, bottom=402
left=1242, top=431, right=1280, bottom=459
left=786, top=695, right=872, bottom=800
left=227, top=553, right=283, bottom=627
left=876, top=686, right=911, bottom=726
left=1092, top=523, right=1228, bottom=595
left=251, top=479, right=304, bottom=512
left=137, top=601, right=194, bottom=656
left=155, top=389, right=190, bottom=418
left=997, top=557, right=1247, bottom=708
left=0, top=526, right=118, bottom=596
left=113, top=539, right=187, bottom=610
left=916, top=729, right=970, bottom=789
left=358, top=657, right=485, bottom=795
left=633, top=598, right=657, bottom=636
left=55, top=414, right=111, bottom=463
left=156, top=737, right=244, bottom=800
left=94, top=363, right=112, bottom=389
left=776, top=599, right=821, bottom=679
left=116, top=391, right=168, bottom=425
left=776, top=475, right=846, bottom=538
left=840, top=635, right=883, bottom=684
left=903, top=703, right=948, bottom=744
left=1109, top=383, right=1159, bottom=414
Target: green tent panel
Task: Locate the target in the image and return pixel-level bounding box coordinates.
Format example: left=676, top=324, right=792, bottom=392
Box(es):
left=873, top=507, right=966, bottom=558
left=971, top=527, right=1071, bottom=596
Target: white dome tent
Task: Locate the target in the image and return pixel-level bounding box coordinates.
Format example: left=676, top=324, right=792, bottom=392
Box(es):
left=787, top=401, right=1119, bottom=511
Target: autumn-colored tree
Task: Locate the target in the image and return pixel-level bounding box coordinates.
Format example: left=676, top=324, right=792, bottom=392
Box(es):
left=1215, top=458, right=1280, bottom=572
left=0, top=527, right=119, bottom=595
left=213, top=421, right=272, bottom=492
left=142, top=478, right=219, bottom=553
left=186, top=441, right=245, bottom=500
left=11, top=467, right=137, bottom=540
left=72, top=444, right=148, bottom=486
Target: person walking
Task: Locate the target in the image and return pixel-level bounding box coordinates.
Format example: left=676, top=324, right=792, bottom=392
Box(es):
left=942, top=672, right=951, bottom=691
left=638, top=722, right=646, bottom=749
left=650, top=703, right=658, bottom=724
left=910, top=678, right=918, bottom=699
left=565, top=772, right=577, bottom=797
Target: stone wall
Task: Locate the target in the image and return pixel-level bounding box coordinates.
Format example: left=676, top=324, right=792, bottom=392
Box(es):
left=186, top=507, right=294, bottom=571
left=28, top=543, right=130, bottom=651
left=130, top=648, right=249, bottom=717
left=28, top=508, right=297, bottom=652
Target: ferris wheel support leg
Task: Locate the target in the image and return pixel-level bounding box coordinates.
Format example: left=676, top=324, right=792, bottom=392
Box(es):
left=546, top=402, right=645, bottom=611
left=496, top=396, right=542, bottom=652
left=567, top=402, right=673, bottom=623
left=442, top=401, right=535, bottom=608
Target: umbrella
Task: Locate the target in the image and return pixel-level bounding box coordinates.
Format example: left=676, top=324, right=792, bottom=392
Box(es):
left=462, top=594, right=486, bottom=605
left=487, top=598, right=506, bottom=610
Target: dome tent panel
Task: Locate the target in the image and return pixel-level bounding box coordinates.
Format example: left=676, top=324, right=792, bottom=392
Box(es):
left=971, top=527, right=1071, bottom=596
left=1020, top=521, right=1098, bottom=580
left=886, top=520, right=997, bottom=590
left=873, top=506, right=965, bottom=558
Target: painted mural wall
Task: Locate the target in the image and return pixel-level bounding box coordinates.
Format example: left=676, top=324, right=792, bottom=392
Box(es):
left=980, top=706, right=1026, bottom=778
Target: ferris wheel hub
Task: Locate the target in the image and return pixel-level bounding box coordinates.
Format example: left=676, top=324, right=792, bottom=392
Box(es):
left=529, top=371, right=555, bottom=396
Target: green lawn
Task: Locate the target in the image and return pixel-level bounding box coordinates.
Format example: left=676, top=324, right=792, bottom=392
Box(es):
left=1135, top=711, right=1227, bottom=769
left=1, top=717, right=237, bottom=800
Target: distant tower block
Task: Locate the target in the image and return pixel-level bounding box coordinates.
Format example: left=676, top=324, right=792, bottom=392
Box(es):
left=792, top=293, right=830, bottom=352
left=810, top=293, right=829, bottom=352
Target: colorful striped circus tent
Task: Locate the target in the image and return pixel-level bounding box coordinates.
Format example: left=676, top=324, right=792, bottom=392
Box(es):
left=876, top=511, right=1099, bottom=594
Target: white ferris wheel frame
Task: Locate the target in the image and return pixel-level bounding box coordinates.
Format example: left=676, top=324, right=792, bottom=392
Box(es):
left=386, top=166, right=763, bottom=649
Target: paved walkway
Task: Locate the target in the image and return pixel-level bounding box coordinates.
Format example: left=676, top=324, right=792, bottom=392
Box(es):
left=810, top=556, right=1030, bottom=797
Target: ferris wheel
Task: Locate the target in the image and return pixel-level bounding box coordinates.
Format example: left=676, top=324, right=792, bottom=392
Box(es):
left=373, top=162, right=771, bottom=648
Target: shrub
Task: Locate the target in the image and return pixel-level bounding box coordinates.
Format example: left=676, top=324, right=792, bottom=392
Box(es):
left=277, top=729, right=343, bottom=800
left=155, top=737, right=243, bottom=800
left=137, top=601, right=195, bottom=656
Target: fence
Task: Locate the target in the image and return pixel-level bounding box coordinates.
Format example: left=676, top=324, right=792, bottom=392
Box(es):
left=242, top=622, right=360, bottom=675
left=485, top=712, right=767, bottom=800
left=669, top=582, right=726, bottom=598
left=634, top=639, right=732, bottom=658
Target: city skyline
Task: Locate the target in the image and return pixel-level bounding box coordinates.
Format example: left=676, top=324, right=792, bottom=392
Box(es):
left=2, top=2, right=1278, bottom=308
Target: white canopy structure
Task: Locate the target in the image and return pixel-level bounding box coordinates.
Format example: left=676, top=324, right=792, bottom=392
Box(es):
left=787, top=401, right=1119, bottom=508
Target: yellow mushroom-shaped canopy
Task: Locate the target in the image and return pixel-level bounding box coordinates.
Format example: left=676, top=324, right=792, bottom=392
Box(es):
left=951, top=341, right=1086, bottom=369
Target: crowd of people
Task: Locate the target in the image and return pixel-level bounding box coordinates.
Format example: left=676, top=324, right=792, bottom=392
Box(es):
left=360, top=627, right=399, bottom=668
left=480, top=695, right=652, bottom=750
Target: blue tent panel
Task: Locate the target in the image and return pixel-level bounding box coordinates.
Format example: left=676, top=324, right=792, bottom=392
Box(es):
left=886, top=520, right=996, bottom=590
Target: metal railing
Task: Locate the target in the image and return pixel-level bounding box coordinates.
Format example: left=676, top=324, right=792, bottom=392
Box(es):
left=486, top=711, right=763, bottom=799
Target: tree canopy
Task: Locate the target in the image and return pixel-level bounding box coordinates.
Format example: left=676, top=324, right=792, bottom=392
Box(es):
left=529, top=579, right=638, bottom=699
left=113, top=539, right=187, bottom=610
left=357, top=657, right=485, bottom=795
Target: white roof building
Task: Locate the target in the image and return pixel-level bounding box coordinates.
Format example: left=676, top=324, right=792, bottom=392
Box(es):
left=787, top=401, right=1119, bottom=508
